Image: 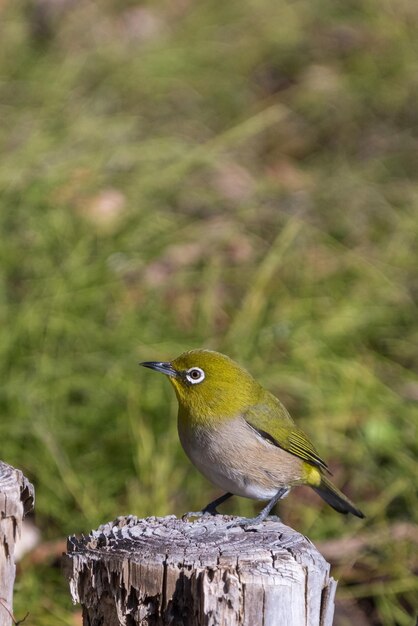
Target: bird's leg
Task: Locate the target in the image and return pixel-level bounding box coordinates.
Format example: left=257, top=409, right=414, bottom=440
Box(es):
left=226, top=488, right=290, bottom=529
left=248, top=488, right=289, bottom=524
left=202, top=492, right=233, bottom=514
left=182, top=492, right=233, bottom=520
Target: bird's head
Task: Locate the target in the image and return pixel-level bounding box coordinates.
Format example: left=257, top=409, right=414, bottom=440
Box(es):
left=141, top=349, right=262, bottom=421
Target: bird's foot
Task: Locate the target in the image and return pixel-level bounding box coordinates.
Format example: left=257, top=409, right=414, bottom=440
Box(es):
left=182, top=493, right=233, bottom=521
left=224, top=488, right=287, bottom=529
left=182, top=510, right=204, bottom=521
left=225, top=514, right=281, bottom=530
left=181, top=508, right=219, bottom=521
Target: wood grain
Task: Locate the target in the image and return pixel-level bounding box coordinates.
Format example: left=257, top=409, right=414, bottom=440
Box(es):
left=0, top=461, right=35, bottom=626
left=66, top=515, right=337, bottom=626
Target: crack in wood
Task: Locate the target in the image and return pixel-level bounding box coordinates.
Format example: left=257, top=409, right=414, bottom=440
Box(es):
left=65, top=515, right=336, bottom=625
left=0, top=462, right=35, bottom=626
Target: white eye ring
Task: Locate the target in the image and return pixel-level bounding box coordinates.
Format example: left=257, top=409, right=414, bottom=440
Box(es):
left=185, top=367, right=205, bottom=384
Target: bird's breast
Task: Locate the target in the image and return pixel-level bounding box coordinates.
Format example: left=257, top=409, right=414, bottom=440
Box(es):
left=177, top=414, right=304, bottom=500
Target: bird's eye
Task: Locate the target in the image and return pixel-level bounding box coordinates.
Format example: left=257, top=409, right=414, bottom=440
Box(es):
left=185, top=367, right=205, bottom=384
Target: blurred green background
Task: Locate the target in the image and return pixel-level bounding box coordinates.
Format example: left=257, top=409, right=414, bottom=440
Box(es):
left=1, top=0, right=417, bottom=624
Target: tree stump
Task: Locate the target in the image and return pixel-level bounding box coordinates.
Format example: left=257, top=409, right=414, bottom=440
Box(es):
left=0, top=461, right=35, bottom=626
left=65, top=515, right=337, bottom=626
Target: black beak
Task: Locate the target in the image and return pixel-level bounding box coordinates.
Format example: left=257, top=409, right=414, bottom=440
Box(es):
left=140, top=361, right=179, bottom=377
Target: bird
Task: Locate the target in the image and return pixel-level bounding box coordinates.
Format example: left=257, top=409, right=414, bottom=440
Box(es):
left=141, top=349, right=364, bottom=524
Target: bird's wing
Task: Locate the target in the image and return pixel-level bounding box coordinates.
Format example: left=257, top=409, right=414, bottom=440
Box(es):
left=243, top=397, right=330, bottom=473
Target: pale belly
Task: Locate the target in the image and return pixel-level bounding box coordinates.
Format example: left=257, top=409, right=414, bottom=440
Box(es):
left=178, top=416, right=303, bottom=501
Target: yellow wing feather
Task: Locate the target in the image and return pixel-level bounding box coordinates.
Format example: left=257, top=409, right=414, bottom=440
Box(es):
left=243, top=394, right=330, bottom=473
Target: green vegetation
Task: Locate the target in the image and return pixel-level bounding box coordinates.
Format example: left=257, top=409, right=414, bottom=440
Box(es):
left=0, top=0, right=417, bottom=623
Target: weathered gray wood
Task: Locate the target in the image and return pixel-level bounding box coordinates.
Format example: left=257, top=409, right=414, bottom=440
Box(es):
left=0, top=461, right=35, bottom=626
left=65, top=515, right=337, bottom=626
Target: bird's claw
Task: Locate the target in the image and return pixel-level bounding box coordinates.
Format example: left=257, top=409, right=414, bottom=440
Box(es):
left=181, top=509, right=219, bottom=521
left=224, top=518, right=260, bottom=530
left=224, top=514, right=281, bottom=530
left=182, top=511, right=202, bottom=521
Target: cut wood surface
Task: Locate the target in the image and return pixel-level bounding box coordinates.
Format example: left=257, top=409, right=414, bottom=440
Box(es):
left=66, top=514, right=337, bottom=626
left=0, top=461, right=35, bottom=626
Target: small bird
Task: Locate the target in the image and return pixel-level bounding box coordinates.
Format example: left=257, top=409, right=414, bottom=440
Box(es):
left=141, top=349, right=364, bottom=523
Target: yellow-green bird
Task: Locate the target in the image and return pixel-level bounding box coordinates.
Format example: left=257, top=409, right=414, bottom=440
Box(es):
left=141, top=349, right=364, bottom=523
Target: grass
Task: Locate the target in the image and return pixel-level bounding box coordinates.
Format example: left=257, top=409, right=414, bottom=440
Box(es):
left=0, top=0, right=417, bottom=624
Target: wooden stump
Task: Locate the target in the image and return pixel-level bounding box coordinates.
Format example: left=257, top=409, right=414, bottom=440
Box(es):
left=0, top=461, right=35, bottom=626
left=66, top=515, right=337, bottom=626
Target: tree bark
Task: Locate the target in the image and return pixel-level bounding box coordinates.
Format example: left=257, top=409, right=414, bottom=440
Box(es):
left=0, top=462, right=35, bottom=626
left=66, top=515, right=337, bottom=626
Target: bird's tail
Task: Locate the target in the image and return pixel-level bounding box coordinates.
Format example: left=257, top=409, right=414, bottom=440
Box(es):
left=313, top=475, right=365, bottom=518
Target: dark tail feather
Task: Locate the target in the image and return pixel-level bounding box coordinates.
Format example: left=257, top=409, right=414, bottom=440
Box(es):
left=313, top=476, right=365, bottom=518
